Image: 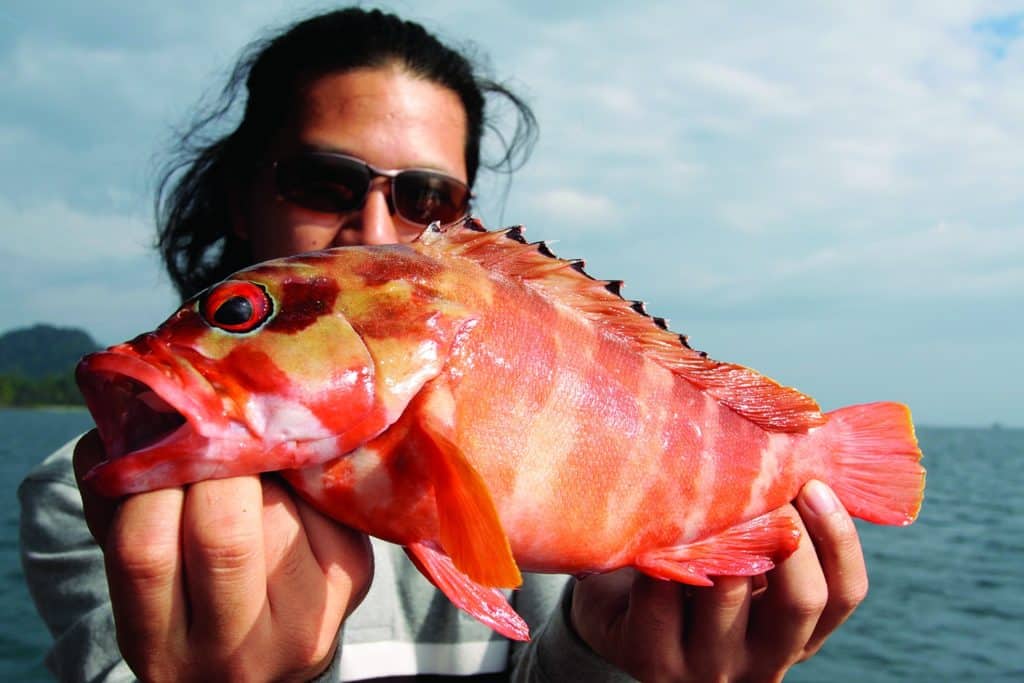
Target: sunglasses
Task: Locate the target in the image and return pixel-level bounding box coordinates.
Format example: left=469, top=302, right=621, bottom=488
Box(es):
left=273, top=151, right=472, bottom=226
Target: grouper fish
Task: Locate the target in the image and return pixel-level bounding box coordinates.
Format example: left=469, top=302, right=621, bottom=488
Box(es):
left=76, top=218, right=925, bottom=640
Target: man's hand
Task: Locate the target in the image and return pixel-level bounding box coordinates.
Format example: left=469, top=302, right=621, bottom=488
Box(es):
left=570, top=480, right=867, bottom=682
left=74, top=429, right=374, bottom=683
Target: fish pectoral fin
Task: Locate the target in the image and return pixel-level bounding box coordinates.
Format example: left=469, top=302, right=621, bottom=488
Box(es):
left=412, top=410, right=522, bottom=590
left=634, top=508, right=801, bottom=586
left=405, top=541, right=530, bottom=641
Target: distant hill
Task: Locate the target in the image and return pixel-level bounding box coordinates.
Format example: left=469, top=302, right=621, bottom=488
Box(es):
left=0, top=324, right=101, bottom=379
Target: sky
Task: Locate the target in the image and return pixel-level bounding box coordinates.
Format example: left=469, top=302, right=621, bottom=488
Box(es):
left=2, top=1, right=1022, bottom=427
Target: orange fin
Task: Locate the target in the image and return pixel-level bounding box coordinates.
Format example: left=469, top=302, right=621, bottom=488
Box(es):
left=419, top=219, right=824, bottom=433
left=412, top=411, right=522, bottom=589
left=405, top=541, right=530, bottom=641
left=635, top=508, right=801, bottom=585
left=823, top=402, right=925, bottom=525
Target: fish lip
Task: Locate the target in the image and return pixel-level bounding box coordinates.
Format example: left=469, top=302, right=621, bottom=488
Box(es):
left=75, top=349, right=230, bottom=496
left=77, top=350, right=219, bottom=444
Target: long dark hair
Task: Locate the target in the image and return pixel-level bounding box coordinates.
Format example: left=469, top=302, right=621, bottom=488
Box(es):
left=156, top=7, right=537, bottom=299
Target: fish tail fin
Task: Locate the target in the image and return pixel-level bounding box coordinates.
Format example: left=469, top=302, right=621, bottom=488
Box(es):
left=823, top=402, right=925, bottom=525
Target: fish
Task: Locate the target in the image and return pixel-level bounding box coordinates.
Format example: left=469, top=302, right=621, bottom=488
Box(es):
left=76, top=218, right=925, bottom=641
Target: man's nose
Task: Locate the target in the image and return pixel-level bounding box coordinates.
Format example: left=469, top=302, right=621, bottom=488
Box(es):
left=358, top=184, right=399, bottom=245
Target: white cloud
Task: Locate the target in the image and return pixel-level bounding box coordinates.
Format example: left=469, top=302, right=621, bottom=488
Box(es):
left=822, top=138, right=909, bottom=194
left=678, top=219, right=1024, bottom=306
left=580, top=84, right=645, bottom=118
left=678, top=61, right=805, bottom=117
left=715, top=200, right=795, bottom=235
left=529, top=188, right=621, bottom=230
left=0, top=199, right=151, bottom=263
left=0, top=198, right=176, bottom=343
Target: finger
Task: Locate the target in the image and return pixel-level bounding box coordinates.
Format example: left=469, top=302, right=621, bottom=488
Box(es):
left=72, top=430, right=118, bottom=546
left=261, top=479, right=320, bottom=618
left=260, top=479, right=367, bottom=652
left=251, top=478, right=340, bottom=677
left=182, top=476, right=267, bottom=651
left=795, top=480, right=868, bottom=657
left=292, top=492, right=374, bottom=618
left=622, top=577, right=688, bottom=667
left=581, top=571, right=686, bottom=680
left=747, top=505, right=826, bottom=672
left=103, top=487, right=188, bottom=673
left=623, top=573, right=687, bottom=676
left=569, top=568, right=635, bottom=655
left=686, top=574, right=752, bottom=677
left=266, top=489, right=374, bottom=681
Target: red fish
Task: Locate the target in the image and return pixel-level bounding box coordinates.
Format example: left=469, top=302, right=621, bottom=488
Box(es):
left=76, top=218, right=925, bottom=640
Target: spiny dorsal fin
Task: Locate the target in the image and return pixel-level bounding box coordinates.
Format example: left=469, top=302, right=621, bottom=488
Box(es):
left=418, top=218, right=825, bottom=432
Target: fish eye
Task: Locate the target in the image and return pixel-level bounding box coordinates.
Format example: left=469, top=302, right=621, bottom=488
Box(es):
left=200, top=281, right=274, bottom=333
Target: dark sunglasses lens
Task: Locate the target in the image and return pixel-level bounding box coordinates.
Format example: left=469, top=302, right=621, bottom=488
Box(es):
left=393, top=171, right=470, bottom=225
left=276, top=155, right=369, bottom=213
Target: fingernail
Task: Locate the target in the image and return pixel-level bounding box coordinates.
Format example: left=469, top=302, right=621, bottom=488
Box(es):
left=804, top=479, right=840, bottom=516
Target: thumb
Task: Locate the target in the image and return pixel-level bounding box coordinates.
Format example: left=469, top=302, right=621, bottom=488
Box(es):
left=72, top=429, right=119, bottom=546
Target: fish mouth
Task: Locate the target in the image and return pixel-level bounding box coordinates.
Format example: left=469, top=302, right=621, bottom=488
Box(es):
left=76, top=350, right=235, bottom=496
left=77, top=364, right=188, bottom=460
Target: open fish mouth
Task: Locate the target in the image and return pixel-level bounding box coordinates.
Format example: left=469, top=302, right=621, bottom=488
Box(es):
left=78, top=369, right=188, bottom=460
left=75, top=350, right=225, bottom=496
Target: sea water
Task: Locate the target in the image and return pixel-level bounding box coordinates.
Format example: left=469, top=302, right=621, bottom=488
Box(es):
left=2, top=408, right=94, bottom=681
left=2, top=408, right=1022, bottom=681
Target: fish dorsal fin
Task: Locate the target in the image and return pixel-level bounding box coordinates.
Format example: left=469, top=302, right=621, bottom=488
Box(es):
left=418, top=218, right=824, bottom=432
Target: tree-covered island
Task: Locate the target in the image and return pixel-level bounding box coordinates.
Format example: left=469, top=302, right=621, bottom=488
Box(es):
left=0, top=324, right=101, bottom=407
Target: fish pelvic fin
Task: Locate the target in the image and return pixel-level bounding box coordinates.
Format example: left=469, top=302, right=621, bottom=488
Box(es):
left=821, top=402, right=925, bottom=525
left=405, top=541, right=530, bottom=641
left=634, top=508, right=801, bottom=586
left=411, top=395, right=522, bottom=590
left=420, top=218, right=824, bottom=433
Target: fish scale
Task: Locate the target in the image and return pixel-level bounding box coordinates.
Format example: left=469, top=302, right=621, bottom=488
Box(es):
left=76, top=217, right=925, bottom=641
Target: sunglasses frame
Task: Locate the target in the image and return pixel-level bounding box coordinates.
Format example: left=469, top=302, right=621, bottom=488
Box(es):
left=272, top=150, right=473, bottom=226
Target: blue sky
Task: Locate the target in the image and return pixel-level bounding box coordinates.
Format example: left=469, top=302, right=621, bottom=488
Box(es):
left=2, top=1, right=1022, bottom=427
